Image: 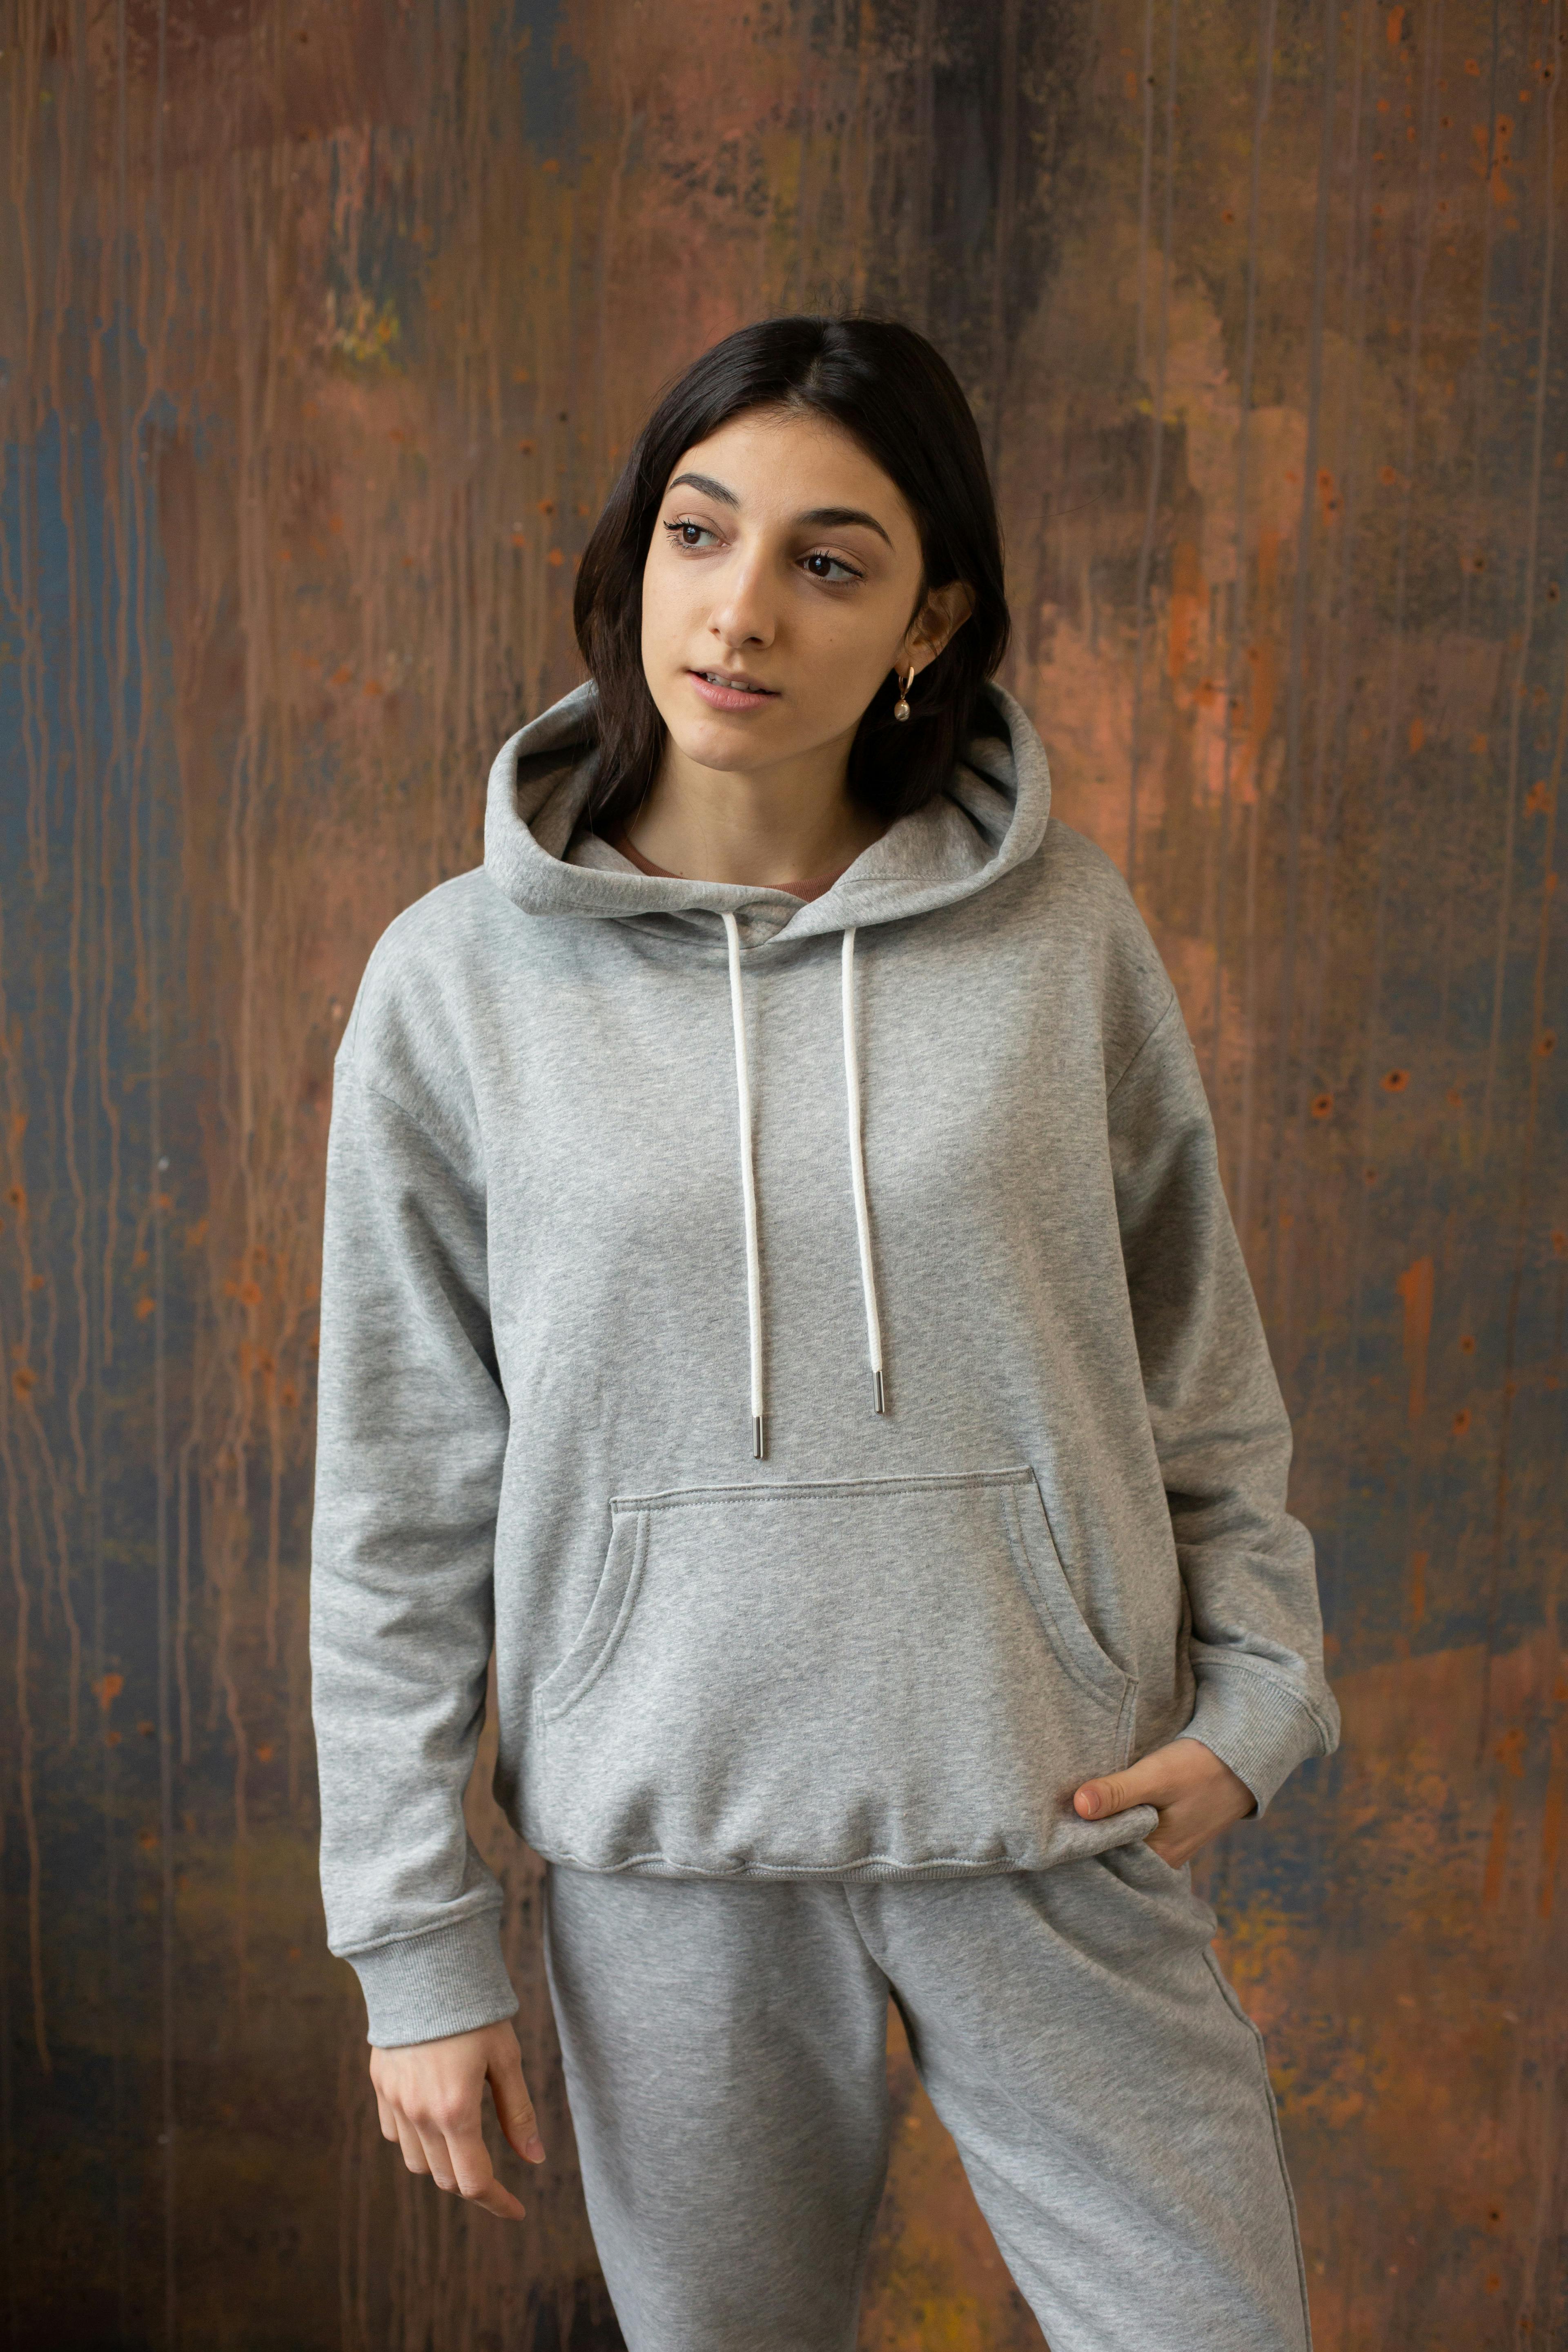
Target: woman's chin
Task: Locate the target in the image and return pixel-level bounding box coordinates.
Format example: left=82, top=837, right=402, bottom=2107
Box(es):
left=660, top=715, right=794, bottom=777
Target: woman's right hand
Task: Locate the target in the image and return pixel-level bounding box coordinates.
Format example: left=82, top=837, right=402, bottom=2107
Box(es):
left=370, top=2019, right=546, bottom=2222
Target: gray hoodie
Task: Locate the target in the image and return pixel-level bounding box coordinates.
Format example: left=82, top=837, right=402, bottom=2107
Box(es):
left=309, top=682, right=1340, bottom=2048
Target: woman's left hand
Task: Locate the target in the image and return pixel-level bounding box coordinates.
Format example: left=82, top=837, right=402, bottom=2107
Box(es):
left=1073, top=1735, right=1256, bottom=1867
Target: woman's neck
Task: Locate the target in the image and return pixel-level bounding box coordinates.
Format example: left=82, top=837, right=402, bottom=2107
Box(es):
left=621, top=738, right=888, bottom=889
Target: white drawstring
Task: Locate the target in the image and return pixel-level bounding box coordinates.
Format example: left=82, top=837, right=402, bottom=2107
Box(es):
left=840, top=928, right=886, bottom=1414
left=720, top=912, right=888, bottom=1456
left=722, top=912, right=766, bottom=1459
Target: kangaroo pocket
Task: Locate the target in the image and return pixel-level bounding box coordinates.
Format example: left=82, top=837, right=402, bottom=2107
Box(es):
left=532, top=1466, right=1144, bottom=1876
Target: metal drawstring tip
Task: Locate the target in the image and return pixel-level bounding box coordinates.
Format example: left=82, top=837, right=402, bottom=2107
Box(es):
left=753, top=1414, right=766, bottom=1460
left=872, top=1370, right=886, bottom=1416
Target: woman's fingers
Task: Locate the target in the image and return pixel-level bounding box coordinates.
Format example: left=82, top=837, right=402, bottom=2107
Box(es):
left=370, top=2023, right=536, bottom=2222
left=394, top=2111, right=430, bottom=2176
left=387, top=2103, right=526, bottom=2221
left=488, top=2040, right=547, bottom=2166
left=414, top=2116, right=462, bottom=2193
left=1073, top=1735, right=1256, bottom=1862
left=442, top=2112, right=530, bottom=2223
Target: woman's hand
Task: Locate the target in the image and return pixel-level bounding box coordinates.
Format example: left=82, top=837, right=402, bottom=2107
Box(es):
left=370, top=2020, right=545, bottom=2222
left=1073, top=1735, right=1256, bottom=1867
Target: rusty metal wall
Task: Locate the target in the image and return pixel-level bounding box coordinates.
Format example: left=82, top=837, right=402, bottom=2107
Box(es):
left=2, top=2, right=1565, bottom=2345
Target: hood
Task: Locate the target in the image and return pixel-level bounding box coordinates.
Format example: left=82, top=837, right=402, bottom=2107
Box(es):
left=481, top=675, right=1054, bottom=1459
left=482, top=678, right=1051, bottom=947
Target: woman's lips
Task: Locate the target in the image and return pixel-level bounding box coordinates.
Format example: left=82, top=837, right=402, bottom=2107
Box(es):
left=687, top=669, right=781, bottom=714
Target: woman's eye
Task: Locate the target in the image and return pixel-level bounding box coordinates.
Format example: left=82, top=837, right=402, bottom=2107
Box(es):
left=802, top=551, right=862, bottom=584
left=664, top=518, right=716, bottom=549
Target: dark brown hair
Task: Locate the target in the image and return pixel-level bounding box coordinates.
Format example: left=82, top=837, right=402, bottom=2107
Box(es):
left=572, top=314, right=1010, bottom=833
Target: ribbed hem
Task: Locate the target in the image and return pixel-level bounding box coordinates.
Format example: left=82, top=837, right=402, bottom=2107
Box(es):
left=345, top=1909, right=519, bottom=2049
left=1182, top=1670, right=1331, bottom=1818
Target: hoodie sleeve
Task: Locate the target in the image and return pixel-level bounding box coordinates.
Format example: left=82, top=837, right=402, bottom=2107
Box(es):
left=309, top=1047, right=518, bottom=2048
left=1107, top=989, right=1341, bottom=1816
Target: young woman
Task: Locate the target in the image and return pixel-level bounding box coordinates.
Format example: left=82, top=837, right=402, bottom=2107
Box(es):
left=310, top=314, right=1341, bottom=2352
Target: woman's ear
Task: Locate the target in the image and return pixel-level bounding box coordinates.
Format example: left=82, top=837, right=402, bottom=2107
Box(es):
left=906, top=579, right=976, bottom=674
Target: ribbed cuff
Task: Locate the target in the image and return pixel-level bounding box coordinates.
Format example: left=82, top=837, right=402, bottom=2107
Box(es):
left=1182, top=1670, right=1330, bottom=1818
left=346, top=1909, right=519, bottom=2048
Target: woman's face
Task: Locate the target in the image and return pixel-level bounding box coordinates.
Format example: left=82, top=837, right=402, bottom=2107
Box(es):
left=639, top=406, right=969, bottom=783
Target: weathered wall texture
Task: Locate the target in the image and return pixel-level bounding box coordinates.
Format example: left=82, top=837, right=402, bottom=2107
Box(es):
left=2, top=1, right=1565, bottom=2344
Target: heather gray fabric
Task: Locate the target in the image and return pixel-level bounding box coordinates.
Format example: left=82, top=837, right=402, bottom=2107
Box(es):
left=542, top=1847, right=1314, bottom=2352
left=308, top=680, right=1340, bottom=2048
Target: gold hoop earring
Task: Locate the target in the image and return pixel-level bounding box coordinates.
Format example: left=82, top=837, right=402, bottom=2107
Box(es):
left=893, top=664, right=915, bottom=722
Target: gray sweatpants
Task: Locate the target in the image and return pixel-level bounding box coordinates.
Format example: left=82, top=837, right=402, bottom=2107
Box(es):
left=541, top=1839, right=1314, bottom=2352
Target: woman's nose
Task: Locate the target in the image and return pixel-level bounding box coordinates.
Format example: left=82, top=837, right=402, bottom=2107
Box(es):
left=709, top=551, right=776, bottom=649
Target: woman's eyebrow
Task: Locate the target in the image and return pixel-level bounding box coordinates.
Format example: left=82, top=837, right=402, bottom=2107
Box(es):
left=668, top=471, right=738, bottom=506
left=665, top=473, right=895, bottom=552
left=797, top=505, right=894, bottom=550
